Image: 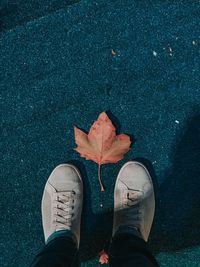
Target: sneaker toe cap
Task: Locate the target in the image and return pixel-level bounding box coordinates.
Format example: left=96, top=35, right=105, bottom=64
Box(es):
left=48, top=164, right=82, bottom=192
left=118, top=161, right=153, bottom=192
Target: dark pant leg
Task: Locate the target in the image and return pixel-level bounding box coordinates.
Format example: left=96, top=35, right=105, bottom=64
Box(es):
left=30, top=235, right=79, bottom=267
left=109, top=230, right=159, bottom=267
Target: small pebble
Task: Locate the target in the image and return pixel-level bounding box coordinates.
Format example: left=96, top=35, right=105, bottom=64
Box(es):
left=169, top=47, right=173, bottom=56
left=111, top=49, right=117, bottom=56
left=153, top=51, right=157, bottom=57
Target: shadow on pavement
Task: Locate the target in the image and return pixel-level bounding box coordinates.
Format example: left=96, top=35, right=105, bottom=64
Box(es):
left=0, top=0, right=80, bottom=32
left=67, top=159, right=112, bottom=261
left=151, top=113, right=200, bottom=252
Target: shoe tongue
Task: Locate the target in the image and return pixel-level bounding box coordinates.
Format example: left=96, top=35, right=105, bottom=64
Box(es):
left=127, top=190, right=142, bottom=199
left=57, top=190, right=73, bottom=194
left=57, top=191, right=74, bottom=202
left=125, top=190, right=143, bottom=208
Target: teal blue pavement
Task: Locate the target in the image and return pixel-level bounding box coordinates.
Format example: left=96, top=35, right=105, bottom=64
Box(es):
left=0, top=0, right=200, bottom=266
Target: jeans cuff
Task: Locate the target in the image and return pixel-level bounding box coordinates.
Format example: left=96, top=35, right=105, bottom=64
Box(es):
left=46, top=229, right=78, bottom=247
left=114, top=225, right=143, bottom=240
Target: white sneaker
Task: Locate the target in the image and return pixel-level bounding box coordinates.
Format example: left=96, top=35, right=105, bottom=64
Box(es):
left=41, top=164, right=83, bottom=247
left=113, top=161, right=155, bottom=241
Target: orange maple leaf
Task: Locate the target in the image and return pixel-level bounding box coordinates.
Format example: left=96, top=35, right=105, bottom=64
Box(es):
left=99, top=250, right=109, bottom=264
left=74, top=112, right=131, bottom=191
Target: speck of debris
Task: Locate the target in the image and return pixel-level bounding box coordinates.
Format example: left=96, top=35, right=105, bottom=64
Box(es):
left=152, top=161, right=157, bottom=165
left=192, top=40, right=197, bottom=45
left=168, top=47, right=173, bottom=56
left=153, top=51, right=157, bottom=57
left=100, top=204, right=103, bottom=207
left=111, top=49, right=117, bottom=56
left=175, top=120, right=180, bottom=124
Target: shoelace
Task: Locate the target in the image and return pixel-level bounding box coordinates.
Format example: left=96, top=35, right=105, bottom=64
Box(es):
left=53, top=191, right=75, bottom=231
left=123, top=189, right=143, bottom=225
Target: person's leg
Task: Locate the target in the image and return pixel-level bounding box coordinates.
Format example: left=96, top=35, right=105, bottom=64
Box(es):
left=109, top=161, right=159, bottom=267
left=109, top=227, right=159, bottom=267
left=30, top=164, right=83, bottom=267
left=31, top=230, right=79, bottom=267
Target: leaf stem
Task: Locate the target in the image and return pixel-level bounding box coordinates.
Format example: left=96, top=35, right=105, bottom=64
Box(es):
left=98, top=164, right=105, bottom=192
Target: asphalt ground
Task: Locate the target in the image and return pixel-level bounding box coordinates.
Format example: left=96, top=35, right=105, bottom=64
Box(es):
left=1, top=0, right=200, bottom=266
